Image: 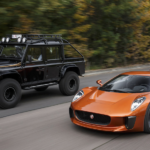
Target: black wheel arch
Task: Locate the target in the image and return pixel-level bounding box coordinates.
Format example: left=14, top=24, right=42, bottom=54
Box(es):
left=60, top=64, right=81, bottom=77
left=0, top=70, right=23, bottom=84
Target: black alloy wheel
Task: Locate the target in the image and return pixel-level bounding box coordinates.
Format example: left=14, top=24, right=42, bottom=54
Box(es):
left=68, top=78, right=76, bottom=91
left=4, top=87, right=16, bottom=102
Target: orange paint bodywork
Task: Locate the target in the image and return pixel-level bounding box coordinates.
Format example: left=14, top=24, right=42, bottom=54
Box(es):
left=70, top=71, right=150, bottom=132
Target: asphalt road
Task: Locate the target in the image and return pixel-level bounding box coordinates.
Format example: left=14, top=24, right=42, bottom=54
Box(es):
left=1, top=65, right=150, bottom=118
left=0, top=66, right=150, bottom=150
left=0, top=102, right=149, bottom=150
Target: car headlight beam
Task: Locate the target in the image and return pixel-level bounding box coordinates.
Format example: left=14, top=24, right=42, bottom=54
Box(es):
left=72, top=90, right=84, bottom=102
left=131, top=97, right=146, bottom=111
left=1, top=37, right=5, bottom=43
left=6, top=37, right=10, bottom=43
left=22, top=37, right=27, bottom=43
left=17, top=37, right=22, bottom=43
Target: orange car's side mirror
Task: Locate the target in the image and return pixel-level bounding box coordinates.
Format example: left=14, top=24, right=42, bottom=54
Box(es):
left=96, top=80, right=103, bottom=86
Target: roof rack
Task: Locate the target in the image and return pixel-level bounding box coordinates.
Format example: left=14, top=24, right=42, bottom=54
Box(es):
left=1, top=34, right=69, bottom=45
left=22, top=34, right=62, bottom=44
left=6, top=34, right=61, bottom=40
left=23, top=34, right=62, bottom=39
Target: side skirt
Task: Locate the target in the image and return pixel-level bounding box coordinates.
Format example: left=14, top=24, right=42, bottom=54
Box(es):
left=22, top=82, right=57, bottom=90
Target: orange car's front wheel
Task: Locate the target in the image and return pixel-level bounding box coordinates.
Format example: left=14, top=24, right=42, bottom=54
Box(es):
left=144, top=104, right=150, bottom=133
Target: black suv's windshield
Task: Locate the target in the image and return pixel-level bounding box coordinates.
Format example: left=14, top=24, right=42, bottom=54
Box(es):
left=99, top=75, right=150, bottom=93
left=0, top=45, right=26, bottom=58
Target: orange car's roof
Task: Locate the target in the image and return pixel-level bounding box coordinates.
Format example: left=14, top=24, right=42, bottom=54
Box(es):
left=122, top=71, right=150, bottom=76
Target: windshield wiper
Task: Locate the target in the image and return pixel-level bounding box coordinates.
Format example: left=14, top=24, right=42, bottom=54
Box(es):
left=112, top=90, right=129, bottom=93
left=103, top=89, right=129, bottom=93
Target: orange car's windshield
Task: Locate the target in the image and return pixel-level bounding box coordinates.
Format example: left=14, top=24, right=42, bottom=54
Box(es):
left=99, top=75, right=150, bottom=93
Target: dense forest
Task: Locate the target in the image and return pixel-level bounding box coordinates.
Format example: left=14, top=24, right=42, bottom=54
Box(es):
left=0, top=0, right=150, bottom=69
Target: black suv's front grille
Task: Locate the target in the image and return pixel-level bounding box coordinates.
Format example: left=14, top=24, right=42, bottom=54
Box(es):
left=75, top=110, right=111, bottom=125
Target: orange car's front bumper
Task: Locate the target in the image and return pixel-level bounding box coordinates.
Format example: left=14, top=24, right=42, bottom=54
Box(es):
left=71, top=118, right=128, bottom=132
left=69, top=107, right=144, bottom=132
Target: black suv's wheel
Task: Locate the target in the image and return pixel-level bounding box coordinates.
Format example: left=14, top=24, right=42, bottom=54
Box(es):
left=35, top=86, right=48, bottom=92
left=0, top=78, right=21, bottom=109
left=59, top=71, right=79, bottom=96
left=144, top=104, right=150, bottom=133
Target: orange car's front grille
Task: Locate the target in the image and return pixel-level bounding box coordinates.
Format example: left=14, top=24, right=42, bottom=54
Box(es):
left=75, top=110, right=111, bottom=125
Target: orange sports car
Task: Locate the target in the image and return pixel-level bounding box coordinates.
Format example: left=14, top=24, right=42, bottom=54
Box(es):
left=69, top=71, right=150, bottom=133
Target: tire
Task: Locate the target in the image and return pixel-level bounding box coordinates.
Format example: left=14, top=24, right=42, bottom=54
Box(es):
left=0, top=78, right=21, bottom=109
left=59, top=71, right=79, bottom=96
left=144, top=103, right=150, bottom=133
left=35, top=86, right=48, bottom=92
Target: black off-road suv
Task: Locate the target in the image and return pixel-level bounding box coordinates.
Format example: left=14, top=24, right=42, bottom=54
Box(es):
left=0, top=34, right=85, bottom=109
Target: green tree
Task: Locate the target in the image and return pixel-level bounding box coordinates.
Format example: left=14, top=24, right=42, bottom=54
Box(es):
left=1, top=0, right=150, bottom=69
left=88, top=0, right=138, bottom=67
left=127, top=0, right=150, bottom=63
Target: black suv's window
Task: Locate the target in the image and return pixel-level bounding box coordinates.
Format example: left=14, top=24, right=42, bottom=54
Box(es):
left=64, top=45, right=82, bottom=58
left=0, top=45, right=26, bottom=58
left=26, top=46, right=43, bottom=62
left=46, top=46, right=60, bottom=60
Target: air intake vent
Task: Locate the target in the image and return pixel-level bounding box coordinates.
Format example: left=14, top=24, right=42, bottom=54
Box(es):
left=75, top=110, right=111, bottom=125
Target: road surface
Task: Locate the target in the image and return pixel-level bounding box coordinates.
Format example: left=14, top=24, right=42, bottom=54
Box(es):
left=0, top=66, right=150, bottom=150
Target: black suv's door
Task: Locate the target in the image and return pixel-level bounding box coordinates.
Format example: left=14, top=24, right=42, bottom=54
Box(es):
left=24, top=45, right=46, bottom=84
left=43, top=45, right=62, bottom=81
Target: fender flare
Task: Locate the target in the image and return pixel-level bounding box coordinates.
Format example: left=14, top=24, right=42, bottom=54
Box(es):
left=60, top=64, right=81, bottom=77
left=0, top=70, right=23, bottom=83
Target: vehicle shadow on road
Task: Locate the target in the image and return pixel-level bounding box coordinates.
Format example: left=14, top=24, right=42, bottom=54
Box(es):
left=17, top=86, right=73, bottom=108
left=21, top=87, right=63, bottom=102
left=71, top=123, right=145, bottom=139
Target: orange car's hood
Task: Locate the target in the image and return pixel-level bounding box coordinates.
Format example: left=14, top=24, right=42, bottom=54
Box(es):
left=88, top=90, right=131, bottom=103
left=73, top=89, right=142, bottom=116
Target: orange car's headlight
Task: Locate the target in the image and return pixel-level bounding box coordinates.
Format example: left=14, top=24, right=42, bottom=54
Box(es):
left=131, top=97, right=146, bottom=111
left=72, top=90, right=84, bottom=102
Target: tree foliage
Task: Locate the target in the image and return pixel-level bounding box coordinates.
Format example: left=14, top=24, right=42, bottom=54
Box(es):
left=0, top=0, right=150, bottom=69
left=127, top=0, right=150, bottom=63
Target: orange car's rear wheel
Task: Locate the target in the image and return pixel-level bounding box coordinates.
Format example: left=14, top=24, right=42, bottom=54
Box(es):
left=144, top=104, right=150, bottom=133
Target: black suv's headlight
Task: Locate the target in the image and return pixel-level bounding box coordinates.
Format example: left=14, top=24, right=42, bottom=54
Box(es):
left=72, top=90, right=84, bottom=102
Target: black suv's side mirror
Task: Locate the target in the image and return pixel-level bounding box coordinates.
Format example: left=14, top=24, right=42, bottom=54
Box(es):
left=27, top=55, right=32, bottom=63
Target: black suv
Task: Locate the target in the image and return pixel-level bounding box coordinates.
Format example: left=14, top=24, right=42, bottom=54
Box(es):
left=0, top=34, right=85, bottom=109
